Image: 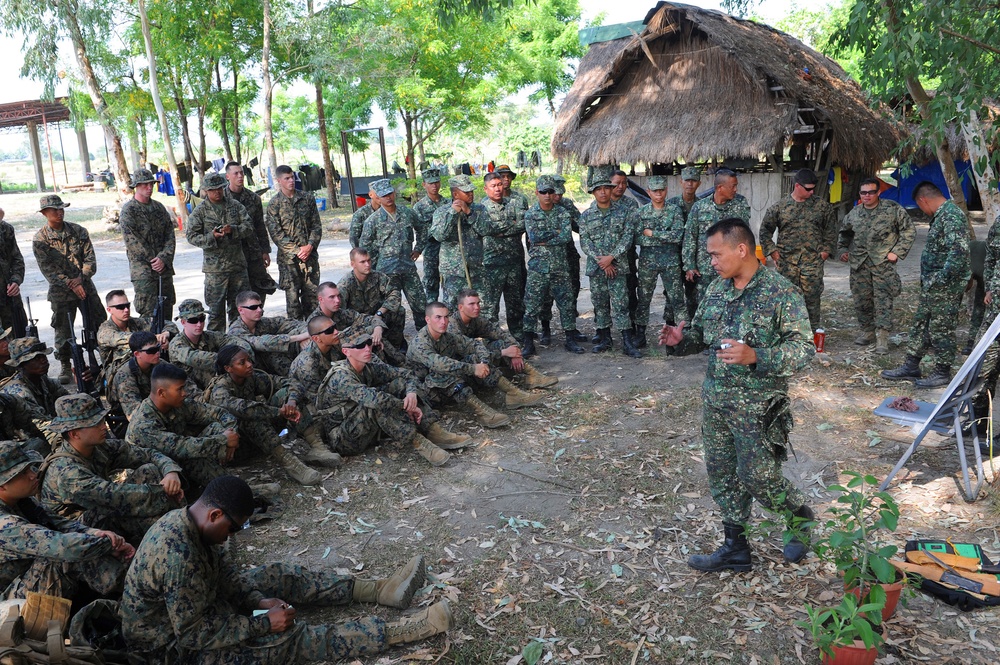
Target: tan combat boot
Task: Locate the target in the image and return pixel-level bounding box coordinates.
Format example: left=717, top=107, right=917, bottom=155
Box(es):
left=497, top=376, right=545, bottom=409
left=300, top=425, right=343, bottom=467
left=386, top=599, right=453, bottom=646
left=59, top=359, right=73, bottom=385
left=523, top=362, right=558, bottom=389
left=413, top=434, right=450, bottom=466
left=271, top=445, right=323, bottom=485
left=465, top=395, right=511, bottom=428
left=875, top=329, right=890, bottom=355
left=353, top=555, right=426, bottom=609
left=424, top=422, right=472, bottom=450
left=854, top=330, right=875, bottom=346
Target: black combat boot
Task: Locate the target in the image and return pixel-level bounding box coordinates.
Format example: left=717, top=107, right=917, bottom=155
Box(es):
left=570, top=329, right=588, bottom=342
left=522, top=332, right=537, bottom=358
left=591, top=328, right=612, bottom=353
left=783, top=504, right=815, bottom=564
left=539, top=321, right=552, bottom=346
left=634, top=325, right=647, bottom=348
left=564, top=332, right=585, bottom=354
left=688, top=523, right=752, bottom=572
left=622, top=329, right=642, bottom=358
left=915, top=364, right=952, bottom=388
left=590, top=329, right=603, bottom=344
left=881, top=355, right=922, bottom=381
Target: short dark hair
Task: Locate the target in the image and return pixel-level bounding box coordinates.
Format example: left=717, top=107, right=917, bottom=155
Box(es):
left=612, top=170, right=627, bottom=179
left=706, top=217, right=756, bottom=250
left=913, top=181, right=943, bottom=201
left=151, top=362, right=187, bottom=390
left=105, top=289, right=127, bottom=305
left=199, top=475, right=255, bottom=520
left=236, top=291, right=261, bottom=307
left=794, top=169, right=818, bottom=187
left=457, top=288, right=479, bottom=304
left=426, top=301, right=449, bottom=316
left=318, top=281, right=338, bottom=295
left=349, top=247, right=369, bottom=261
left=129, top=331, right=157, bottom=353
left=714, top=169, right=737, bottom=187
left=225, top=161, right=242, bottom=173
left=215, top=344, right=248, bottom=374
left=860, top=177, right=880, bottom=189
left=275, top=165, right=294, bottom=177
left=483, top=172, right=502, bottom=184
left=308, top=316, right=334, bottom=335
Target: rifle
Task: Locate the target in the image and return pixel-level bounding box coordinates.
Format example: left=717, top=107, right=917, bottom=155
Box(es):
left=77, top=302, right=102, bottom=389
left=150, top=275, right=165, bottom=335
left=10, top=295, right=28, bottom=338
left=25, top=297, right=38, bottom=338
left=67, top=312, right=98, bottom=397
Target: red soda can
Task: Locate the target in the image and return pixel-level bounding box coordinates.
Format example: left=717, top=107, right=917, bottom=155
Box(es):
left=814, top=329, right=825, bottom=352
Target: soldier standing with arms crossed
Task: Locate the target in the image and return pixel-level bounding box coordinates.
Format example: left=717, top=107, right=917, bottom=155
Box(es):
left=412, top=168, right=450, bottom=301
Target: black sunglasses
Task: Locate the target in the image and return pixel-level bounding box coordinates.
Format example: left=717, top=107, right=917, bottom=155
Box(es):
left=859, top=189, right=879, bottom=195
left=349, top=340, right=374, bottom=350
left=801, top=185, right=816, bottom=192
left=316, top=324, right=337, bottom=336
left=186, top=316, right=206, bottom=324
left=138, top=347, right=161, bottom=355
left=109, top=302, right=131, bottom=310
left=537, top=189, right=555, bottom=195
left=221, top=507, right=247, bottom=533
left=240, top=304, right=263, bottom=311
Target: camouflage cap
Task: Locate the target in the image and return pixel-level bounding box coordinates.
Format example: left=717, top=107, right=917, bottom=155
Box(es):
left=551, top=174, right=567, bottom=195
left=680, top=166, right=702, bottom=181
left=536, top=175, right=557, bottom=192
left=494, top=164, right=516, bottom=179
left=371, top=178, right=394, bottom=197
left=130, top=168, right=157, bottom=187
left=6, top=337, right=53, bottom=367
left=201, top=172, right=227, bottom=190
left=339, top=326, right=372, bottom=349
left=39, top=194, right=70, bottom=212
left=49, top=394, right=110, bottom=433
left=176, top=299, right=208, bottom=320
left=421, top=168, right=441, bottom=184
left=0, top=441, right=43, bottom=486
left=587, top=165, right=615, bottom=193
left=0, top=327, right=10, bottom=342
left=646, top=175, right=668, bottom=191
left=449, top=175, right=475, bottom=193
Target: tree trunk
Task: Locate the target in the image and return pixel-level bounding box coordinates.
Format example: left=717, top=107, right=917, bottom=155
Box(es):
left=262, top=0, right=278, bottom=186
left=962, top=109, right=1000, bottom=224
left=197, top=106, right=207, bottom=180
left=315, top=82, right=338, bottom=207
left=172, top=79, right=195, bottom=187
left=138, top=117, right=148, bottom=165
left=401, top=110, right=416, bottom=181
left=216, top=61, right=233, bottom=161
left=232, top=70, right=242, bottom=165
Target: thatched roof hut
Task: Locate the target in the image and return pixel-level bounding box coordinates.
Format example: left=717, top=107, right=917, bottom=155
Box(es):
left=552, top=1, right=900, bottom=174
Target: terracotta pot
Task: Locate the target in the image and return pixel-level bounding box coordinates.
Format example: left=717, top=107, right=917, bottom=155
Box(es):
left=846, top=574, right=906, bottom=621
left=820, top=640, right=878, bottom=665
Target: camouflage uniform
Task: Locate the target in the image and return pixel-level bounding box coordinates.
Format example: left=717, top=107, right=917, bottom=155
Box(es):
left=454, top=313, right=519, bottom=366
left=265, top=190, right=323, bottom=320
left=505, top=190, right=530, bottom=212
left=119, top=196, right=177, bottom=319
left=405, top=326, right=496, bottom=405
left=109, top=358, right=152, bottom=420
left=613, top=196, right=641, bottom=327
left=349, top=201, right=376, bottom=249
left=170, top=328, right=290, bottom=391
left=477, top=197, right=526, bottom=338
left=683, top=194, right=751, bottom=307
left=97, top=317, right=177, bottom=388
left=205, top=370, right=298, bottom=460
left=229, top=186, right=278, bottom=304
left=185, top=197, right=253, bottom=332
left=635, top=200, right=687, bottom=327
left=289, top=341, right=343, bottom=400
left=540, top=194, right=582, bottom=323
left=121, top=507, right=385, bottom=664
left=1, top=347, right=69, bottom=451
left=338, top=270, right=406, bottom=348
left=667, top=192, right=700, bottom=320
left=971, top=216, right=1000, bottom=418
left=412, top=191, right=451, bottom=300
left=0, top=220, right=25, bottom=332
left=430, top=199, right=487, bottom=309
left=673, top=264, right=814, bottom=524
left=522, top=203, right=577, bottom=334
left=0, top=393, right=47, bottom=454
left=759, top=194, right=838, bottom=330
left=227, top=315, right=305, bottom=377
left=125, top=397, right=237, bottom=492
left=578, top=201, right=634, bottom=332
left=359, top=206, right=427, bottom=329
left=837, top=199, right=915, bottom=332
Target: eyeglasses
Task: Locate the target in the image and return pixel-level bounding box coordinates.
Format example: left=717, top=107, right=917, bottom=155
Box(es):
left=138, top=347, right=161, bottom=355
left=220, top=508, right=247, bottom=533
left=801, top=185, right=816, bottom=192
left=316, top=324, right=337, bottom=336
left=109, top=303, right=131, bottom=310
left=859, top=190, right=879, bottom=196
left=239, top=304, right=263, bottom=311
left=349, top=340, right=374, bottom=350
left=186, top=316, right=206, bottom=324
left=537, top=189, right=555, bottom=195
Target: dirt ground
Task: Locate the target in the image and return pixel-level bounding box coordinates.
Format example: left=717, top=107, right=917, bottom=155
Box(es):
left=3, top=189, right=999, bottom=664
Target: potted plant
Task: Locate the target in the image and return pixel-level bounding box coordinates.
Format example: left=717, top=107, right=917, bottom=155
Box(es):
left=799, top=592, right=885, bottom=665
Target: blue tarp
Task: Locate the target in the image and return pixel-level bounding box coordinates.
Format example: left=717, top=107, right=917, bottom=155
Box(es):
left=882, top=160, right=974, bottom=209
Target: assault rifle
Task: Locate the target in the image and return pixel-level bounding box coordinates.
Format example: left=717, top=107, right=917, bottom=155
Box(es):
left=150, top=275, right=165, bottom=335
left=9, top=295, right=38, bottom=339
left=67, top=312, right=98, bottom=397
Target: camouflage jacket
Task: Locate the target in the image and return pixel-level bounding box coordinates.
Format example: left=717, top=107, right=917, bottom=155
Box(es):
left=430, top=203, right=487, bottom=278
left=265, top=190, right=322, bottom=261
left=97, top=317, right=177, bottom=377
left=454, top=314, right=518, bottom=349
left=338, top=270, right=402, bottom=317
left=359, top=206, right=424, bottom=275
left=922, top=200, right=972, bottom=291
left=665, top=195, right=696, bottom=220
left=349, top=202, right=376, bottom=248
left=838, top=200, right=915, bottom=270
left=40, top=438, right=181, bottom=522
left=169, top=330, right=290, bottom=390
left=125, top=398, right=235, bottom=463
left=506, top=190, right=530, bottom=212
left=0, top=221, right=25, bottom=297
left=206, top=369, right=296, bottom=421
left=1, top=373, right=68, bottom=438
left=32, top=221, right=98, bottom=303
left=635, top=202, right=685, bottom=248
left=557, top=197, right=581, bottom=227
left=406, top=327, right=489, bottom=380
left=119, top=198, right=176, bottom=281
left=613, top=196, right=640, bottom=211
left=578, top=201, right=635, bottom=276
left=0, top=393, right=45, bottom=441
left=317, top=358, right=418, bottom=425
left=524, top=205, right=573, bottom=275
left=227, top=315, right=304, bottom=374
left=121, top=507, right=271, bottom=652
left=185, top=200, right=253, bottom=273
left=412, top=195, right=451, bottom=244
left=683, top=195, right=751, bottom=274
left=478, top=197, right=526, bottom=267
left=227, top=186, right=268, bottom=255
left=289, top=341, right=342, bottom=401
left=759, top=195, right=838, bottom=263
left=110, top=358, right=152, bottom=419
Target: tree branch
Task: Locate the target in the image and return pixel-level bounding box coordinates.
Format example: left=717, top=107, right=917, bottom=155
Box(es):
left=940, top=26, right=1000, bottom=57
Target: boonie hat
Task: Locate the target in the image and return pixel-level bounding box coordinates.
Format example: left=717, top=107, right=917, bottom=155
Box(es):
left=176, top=299, right=208, bottom=320
left=449, top=175, right=475, bottom=193
left=49, top=394, right=110, bottom=433
left=201, top=172, right=227, bottom=190
left=0, top=441, right=43, bottom=486
left=6, top=337, right=52, bottom=367
left=39, top=194, right=70, bottom=212
left=494, top=165, right=516, bottom=179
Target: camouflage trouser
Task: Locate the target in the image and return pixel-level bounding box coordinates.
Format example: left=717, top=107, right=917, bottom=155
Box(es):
left=155, top=421, right=230, bottom=496
left=204, top=271, right=250, bottom=334
left=588, top=269, right=630, bottom=332
left=419, top=364, right=500, bottom=407
left=636, top=248, right=686, bottom=327
left=969, top=273, right=986, bottom=340
left=5, top=549, right=128, bottom=601
left=541, top=245, right=581, bottom=322
left=626, top=247, right=639, bottom=328
left=849, top=259, right=902, bottom=332
left=78, top=463, right=173, bottom=542
left=523, top=269, right=576, bottom=335
left=480, top=264, right=526, bottom=339
left=777, top=258, right=824, bottom=331
left=688, top=271, right=718, bottom=318
left=905, top=285, right=964, bottom=369
left=440, top=271, right=481, bottom=312
left=132, top=276, right=176, bottom=321
left=388, top=270, right=427, bottom=329
left=277, top=253, right=321, bottom=321
left=702, top=398, right=805, bottom=525
left=423, top=239, right=442, bottom=301
left=245, top=242, right=278, bottom=306
left=0, top=297, right=15, bottom=332
left=323, top=379, right=437, bottom=455
left=381, top=308, right=407, bottom=348
left=971, top=302, right=1000, bottom=420
left=51, top=289, right=106, bottom=362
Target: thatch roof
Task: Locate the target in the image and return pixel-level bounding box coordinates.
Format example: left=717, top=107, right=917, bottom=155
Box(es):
left=552, top=2, right=900, bottom=173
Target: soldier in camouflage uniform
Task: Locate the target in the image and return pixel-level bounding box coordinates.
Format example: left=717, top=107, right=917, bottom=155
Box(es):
left=339, top=248, right=407, bottom=349
left=610, top=170, right=641, bottom=331
left=669, top=167, right=704, bottom=320
left=635, top=175, right=687, bottom=348
left=98, top=289, right=177, bottom=392
left=121, top=475, right=452, bottom=664
left=578, top=167, right=642, bottom=358
left=120, top=168, right=177, bottom=320
left=316, top=328, right=471, bottom=467
left=521, top=176, right=585, bottom=355
left=228, top=291, right=309, bottom=377
left=0, top=392, right=48, bottom=456
left=0, top=440, right=133, bottom=600
left=109, top=331, right=160, bottom=421
left=359, top=179, right=427, bottom=330
left=186, top=172, right=254, bottom=333
left=883, top=182, right=972, bottom=387
left=0, top=207, right=25, bottom=332
left=33, top=194, right=107, bottom=383
left=40, top=393, right=183, bottom=542
left=759, top=169, right=838, bottom=332
left=412, top=168, right=450, bottom=301
left=838, top=178, right=915, bottom=353
left=289, top=317, right=343, bottom=399
left=967, top=214, right=1000, bottom=448
left=349, top=186, right=380, bottom=249
left=495, top=165, right=529, bottom=213
left=683, top=170, right=751, bottom=312
left=0, top=328, right=12, bottom=381
left=430, top=175, right=487, bottom=309
left=538, top=175, right=585, bottom=344
left=478, top=172, right=527, bottom=339
left=266, top=164, right=323, bottom=320
left=307, top=283, right=409, bottom=366
left=227, top=161, right=278, bottom=304
left=660, top=218, right=815, bottom=572
left=1, top=337, right=68, bottom=452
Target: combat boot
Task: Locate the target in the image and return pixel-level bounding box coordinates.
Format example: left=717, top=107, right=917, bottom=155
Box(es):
left=590, top=329, right=603, bottom=344
left=570, top=329, right=588, bottom=343
left=783, top=504, right=815, bottom=564
left=523, top=362, right=558, bottom=389
left=413, top=434, right=450, bottom=466
left=622, top=330, right=642, bottom=358
left=300, top=426, right=343, bottom=468
left=271, top=445, right=323, bottom=485
left=591, top=328, right=612, bottom=353
left=498, top=376, right=545, bottom=409
left=564, top=332, right=585, bottom=354
left=521, top=332, right=537, bottom=358
left=385, top=599, right=453, bottom=645
left=634, top=325, right=647, bottom=348
left=539, top=321, right=552, bottom=346
left=424, top=421, right=472, bottom=450
left=465, top=395, right=510, bottom=428
left=688, top=522, right=752, bottom=573
left=874, top=329, right=890, bottom=355
left=881, top=355, right=922, bottom=381
left=915, top=364, right=952, bottom=388
left=854, top=330, right=875, bottom=346
left=353, top=555, right=426, bottom=608
left=59, top=359, right=73, bottom=385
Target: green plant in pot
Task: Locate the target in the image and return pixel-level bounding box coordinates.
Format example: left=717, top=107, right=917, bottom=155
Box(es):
left=798, top=590, right=885, bottom=664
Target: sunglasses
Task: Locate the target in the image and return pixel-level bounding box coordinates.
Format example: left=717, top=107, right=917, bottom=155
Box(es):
left=801, top=185, right=816, bottom=192
left=221, top=507, right=247, bottom=534
left=859, top=190, right=879, bottom=195
left=537, top=189, right=555, bottom=195
left=138, top=347, right=161, bottom=355
left=240, top=304, right=263, bottom=311
left=186, top=316, right=206, bottom=324
left=316, top=324, right=337, bottom=336
left=349, top=340, right=374, bottom=350
left=109, top=303, right=131, bottom=310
